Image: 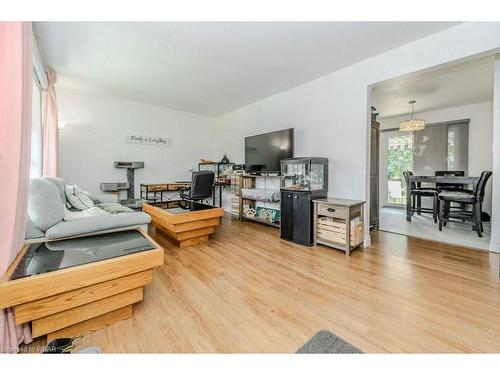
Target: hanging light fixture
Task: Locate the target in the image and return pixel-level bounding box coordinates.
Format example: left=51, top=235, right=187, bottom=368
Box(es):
left=399, top=100, right=425, bottom=132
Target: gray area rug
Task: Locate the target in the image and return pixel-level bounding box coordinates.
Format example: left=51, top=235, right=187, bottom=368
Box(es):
left=296, top=330, right=363, bottom=354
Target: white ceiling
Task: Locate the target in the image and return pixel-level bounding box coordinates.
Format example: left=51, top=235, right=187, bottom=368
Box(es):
left=34, top=22, right=459, bottom=116
left=372, top=56, right=494, bottom=119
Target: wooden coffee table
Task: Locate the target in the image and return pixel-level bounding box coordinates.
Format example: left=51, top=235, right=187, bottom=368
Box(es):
left=144, top=200, right=224, bottom=247
left=0, top=229, right=164, bottom=342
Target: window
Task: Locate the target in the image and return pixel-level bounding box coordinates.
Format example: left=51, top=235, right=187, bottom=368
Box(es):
left=386, top=134, right=413, bottom=205
left=447, top=128, right=456, bottom=169
left=30, top=77, right=42, bottom=178
left=381, top=121, right=469, bottom=207
left=446, top=123, right=469, bottom=171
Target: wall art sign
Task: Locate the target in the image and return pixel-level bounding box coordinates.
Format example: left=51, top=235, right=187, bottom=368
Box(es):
left=124, top=133, right=171, bottom=147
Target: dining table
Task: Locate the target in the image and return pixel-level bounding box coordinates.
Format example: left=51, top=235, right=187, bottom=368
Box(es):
left=406, top=175, right=479, bottom=221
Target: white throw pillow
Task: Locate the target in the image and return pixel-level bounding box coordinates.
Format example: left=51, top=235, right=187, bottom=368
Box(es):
left=65, top=184, right=95, bottom=210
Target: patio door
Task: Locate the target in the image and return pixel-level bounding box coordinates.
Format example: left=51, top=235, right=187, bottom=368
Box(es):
left=380, top=120, right=469, bottom=208
left=386, top=133, right=413, bottom=206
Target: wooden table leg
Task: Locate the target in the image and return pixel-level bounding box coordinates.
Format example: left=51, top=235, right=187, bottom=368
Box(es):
left=416, top=182, right=422, bottom=215
left=345, top=206, right=351, bottom=256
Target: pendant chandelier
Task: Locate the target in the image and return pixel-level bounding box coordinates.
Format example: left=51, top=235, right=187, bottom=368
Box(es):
left=399, top=100, right=425, bottom=132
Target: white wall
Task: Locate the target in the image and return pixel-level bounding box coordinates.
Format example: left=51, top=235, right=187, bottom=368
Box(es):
left=491, top=54, right=500, bottom=252
left=215, top=22, right=500, bottom=245
left=57, top=87, right=219, bottom=198
left=378, top=101, right=493, bottom=213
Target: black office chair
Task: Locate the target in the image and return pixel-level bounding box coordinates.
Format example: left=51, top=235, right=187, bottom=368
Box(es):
left=438, top=171, right=492, bottom=237
left=403, top=171, right=439, bottom=222
left=180, top=170, right=215, bottom=203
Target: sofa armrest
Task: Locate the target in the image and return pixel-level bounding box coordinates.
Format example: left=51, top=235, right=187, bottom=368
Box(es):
left=90, top=193, right=119, bottom=204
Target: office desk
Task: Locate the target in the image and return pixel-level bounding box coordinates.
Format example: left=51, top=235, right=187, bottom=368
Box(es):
left=141, top=181, right=231, bottom=207
left=140, top=182, right=190, bottom=202
left=213, top=180, right=231, bottom=207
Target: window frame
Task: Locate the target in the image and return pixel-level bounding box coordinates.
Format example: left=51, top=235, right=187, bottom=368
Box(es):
left=30, top=74, right=43, bottom=179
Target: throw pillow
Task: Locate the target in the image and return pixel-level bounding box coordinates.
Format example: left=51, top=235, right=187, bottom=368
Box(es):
left=45, top=177, right=66, bottom=205
left=65, top=184, right=95, bottom=210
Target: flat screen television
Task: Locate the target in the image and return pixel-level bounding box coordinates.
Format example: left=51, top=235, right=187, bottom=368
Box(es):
left=245, top=128, right=294, bottom=173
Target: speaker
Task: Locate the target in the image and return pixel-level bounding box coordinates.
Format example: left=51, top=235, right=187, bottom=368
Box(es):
left=232, top=164, right=245, bottom=171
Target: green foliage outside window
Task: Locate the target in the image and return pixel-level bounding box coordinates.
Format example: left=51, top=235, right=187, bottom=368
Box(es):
left=387, top=146, right=413, bottom=180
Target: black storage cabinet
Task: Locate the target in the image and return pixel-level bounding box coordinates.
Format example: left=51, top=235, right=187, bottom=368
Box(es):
left=280, top=191, right=314, bottom=245
left=279, top=157, right=329, bottom=246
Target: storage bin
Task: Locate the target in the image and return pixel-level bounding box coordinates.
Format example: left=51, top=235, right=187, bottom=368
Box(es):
left=317, top=217, right=364, bottom=246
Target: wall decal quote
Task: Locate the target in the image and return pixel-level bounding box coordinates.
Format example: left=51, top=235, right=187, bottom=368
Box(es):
left=124, top=133, right=172, bottom=147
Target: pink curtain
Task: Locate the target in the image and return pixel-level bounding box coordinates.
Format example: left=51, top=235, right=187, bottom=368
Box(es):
left=0, top=22, right=34, bottom=353
left=42, top=67, right=59, bottom=177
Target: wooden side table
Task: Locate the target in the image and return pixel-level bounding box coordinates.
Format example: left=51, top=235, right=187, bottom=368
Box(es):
left=313, top=198, right=366, bottom=256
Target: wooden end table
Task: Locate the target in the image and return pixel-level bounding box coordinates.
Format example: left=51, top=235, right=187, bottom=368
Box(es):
left=0, top=229, right=164, bottom=342
left=313, top=198, right=366, bottom=256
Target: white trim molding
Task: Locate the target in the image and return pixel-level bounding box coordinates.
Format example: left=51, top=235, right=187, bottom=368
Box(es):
left=489, top=241, right=500, bottom=253
left=363, top=235, right=372, bottom=248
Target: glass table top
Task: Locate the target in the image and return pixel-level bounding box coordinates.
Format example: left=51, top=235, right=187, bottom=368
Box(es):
left=149, top=200, right=216, bottom=214
left=11, top=230, right=156, bottom=280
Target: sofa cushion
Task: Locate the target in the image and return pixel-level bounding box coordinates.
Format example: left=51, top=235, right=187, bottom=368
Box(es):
left=44, top=212, right=151, bottom=239
left=97, top=203, right=134, bottom=214
left=65, top=184, right=95, bottom=210
left=90, top=194, right=119, bottom=204
left=25, top=217, right=46, bottom=240
left=28, top=178, right=66, bottom=231
left=63, top=207, right=110, bottom=222
left=45, top=177, right=66, bottom=205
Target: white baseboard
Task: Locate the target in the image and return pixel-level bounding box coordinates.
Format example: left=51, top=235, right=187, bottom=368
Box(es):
left=363, top=235, right=371, bottom=248
left=489, top=241, right=500, bottom=253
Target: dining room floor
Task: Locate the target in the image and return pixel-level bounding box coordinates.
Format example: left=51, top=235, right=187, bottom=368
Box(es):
left=379, top=207, right=491, bottom=251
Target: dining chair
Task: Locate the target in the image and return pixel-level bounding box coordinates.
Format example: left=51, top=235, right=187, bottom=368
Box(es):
left=403, top=171, right=439, bottom=223
left=435, top=170, right=468, bottom=211
left=438, top=171, right=492, bottom=237
left=434, top=170, right=466, bottom=191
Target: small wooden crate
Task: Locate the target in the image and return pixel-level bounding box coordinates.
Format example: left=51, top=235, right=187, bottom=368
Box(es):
left=317, top=217, right=364, bottom=246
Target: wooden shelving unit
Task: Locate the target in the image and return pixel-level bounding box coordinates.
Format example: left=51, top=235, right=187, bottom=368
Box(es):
left=242, top=214, right=280, bottom=228
left=235, top=174, right=282, bottom=227
left=229, top=170, right=244, bottom=217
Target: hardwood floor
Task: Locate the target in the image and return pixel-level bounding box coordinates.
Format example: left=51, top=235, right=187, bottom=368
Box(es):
left=26, top=214, right=500, bottom=353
